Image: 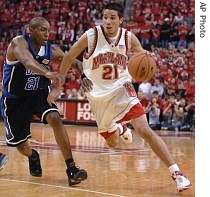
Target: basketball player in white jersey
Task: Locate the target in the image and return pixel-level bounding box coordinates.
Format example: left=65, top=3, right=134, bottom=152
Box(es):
left=55, top=2, right=191, bottom=192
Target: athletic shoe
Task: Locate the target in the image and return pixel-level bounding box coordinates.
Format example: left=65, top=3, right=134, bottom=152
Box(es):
left=0, top=153, right=8, bottom=171
left=120, top=123, right=133, bottom=143
left=172, top=171, right=192, bottom=192
left=66, top=162, right=87, bottom=186
left=28, top=149, right=42, bottom=177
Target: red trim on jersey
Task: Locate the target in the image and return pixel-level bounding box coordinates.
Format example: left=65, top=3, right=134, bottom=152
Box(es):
left=125, top=30, right=129, bottom=55
left=83, top=26, right=98, bottom=59
left=114, top=27, right=122, bottom=47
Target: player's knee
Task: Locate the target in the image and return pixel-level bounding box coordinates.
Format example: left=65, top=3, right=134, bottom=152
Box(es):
left=46, top=112, right=61, bottom=123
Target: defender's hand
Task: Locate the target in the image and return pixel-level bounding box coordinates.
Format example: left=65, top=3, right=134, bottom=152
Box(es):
left=47, top=88, right=60, bottom=106
left=45, top=71, right=64, bottom=85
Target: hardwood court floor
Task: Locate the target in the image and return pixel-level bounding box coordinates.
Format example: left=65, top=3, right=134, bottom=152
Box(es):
left=0, top=122, right=195, bottom=197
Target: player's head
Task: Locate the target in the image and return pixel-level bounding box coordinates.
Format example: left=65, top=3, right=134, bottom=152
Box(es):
left=102, top=3, right=124, bottom=36
left=29, top=17, right=50, bottom=46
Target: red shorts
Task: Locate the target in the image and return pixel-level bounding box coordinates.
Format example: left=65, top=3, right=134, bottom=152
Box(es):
left=100, top=103, right=145, bottom=139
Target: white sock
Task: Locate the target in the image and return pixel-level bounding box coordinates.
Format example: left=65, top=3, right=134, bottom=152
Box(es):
left=169, top=164, right=180, bottom=174
left=118, top=123, right=123, bottom=135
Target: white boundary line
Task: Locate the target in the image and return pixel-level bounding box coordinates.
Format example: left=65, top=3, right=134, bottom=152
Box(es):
left=0, top=178, right=127, bottom=197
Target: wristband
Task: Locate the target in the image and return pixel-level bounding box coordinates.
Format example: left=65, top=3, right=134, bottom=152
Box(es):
left=81, top=73, right=87, bottom=79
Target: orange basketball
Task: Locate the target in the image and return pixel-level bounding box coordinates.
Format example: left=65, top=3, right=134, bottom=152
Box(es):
left=128, top=53, right=156, bottom=81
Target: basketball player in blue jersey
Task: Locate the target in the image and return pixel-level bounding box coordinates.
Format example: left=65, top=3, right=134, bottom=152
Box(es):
left=55, top=3, right=191, bottom=192
left=0, top=17, right=87, bottom=186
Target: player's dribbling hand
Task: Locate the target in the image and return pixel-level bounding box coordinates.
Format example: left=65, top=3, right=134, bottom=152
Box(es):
left=81, top=77, right=93, bottom=92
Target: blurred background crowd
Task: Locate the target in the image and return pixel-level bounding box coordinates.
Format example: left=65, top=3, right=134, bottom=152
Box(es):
left=0, top=0, right=195, bottom=131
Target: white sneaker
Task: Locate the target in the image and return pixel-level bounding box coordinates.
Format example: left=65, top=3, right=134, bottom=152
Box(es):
left=119, top=123, right=133, bottom=143
left=172, top=171, right=192, bottom=192
left=0, top=154, right=8, bottom=171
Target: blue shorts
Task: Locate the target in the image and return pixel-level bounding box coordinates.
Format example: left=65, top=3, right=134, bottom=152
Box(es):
left=0, top=90, right=59, bottom=147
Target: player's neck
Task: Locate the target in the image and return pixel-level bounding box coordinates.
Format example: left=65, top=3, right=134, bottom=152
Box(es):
left=107, top=28, right=120, bottom=38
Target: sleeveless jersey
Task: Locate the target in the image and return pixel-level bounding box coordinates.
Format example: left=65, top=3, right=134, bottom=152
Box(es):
left=2, top=35, right=52, bottom=98
left=83, top=25, right=132, bottom=100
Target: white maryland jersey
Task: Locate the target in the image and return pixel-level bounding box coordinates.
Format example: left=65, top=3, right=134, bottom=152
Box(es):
left=83, top=25, right=132, bottom=100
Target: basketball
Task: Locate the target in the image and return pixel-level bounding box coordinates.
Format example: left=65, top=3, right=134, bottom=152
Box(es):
left=128, top=52, right=156, bottom=81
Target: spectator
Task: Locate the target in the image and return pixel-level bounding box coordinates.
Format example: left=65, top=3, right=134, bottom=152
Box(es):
left=158, top=60, right=168, bottom=79
left=176, top=82, right=186, bottom=98
left=173, top=11, right=184, bottom=26
left=182, top=100, right=195, bottom=131
left=160, top=18, right=171, bottom=49
left=162, top=92, right=169, bottom=106
left=184, top=12, right=195, bottom=30
left=177, top=21, right=188, bottom=48
left=187, top=23, right=195, bottom=44
left=184, top=77, right=195, bottom=103
left=77, top=86, right=87, bottom=100
left=138, top=91, right=150, bottom=110
left=48, top=20, right=58, bottom=44
left=140, top=19, right=152, bottom=48
left=151, top=22, right=160, bottom=48
left=58, top=86, right=66, bottom=99
left=163, top=68, right=176, bottom=87
left=65, top=88, right=78, bottom=99
left=168, top=13, right=175, bottom=27
left=152, top=2, right=161, bottom=19
left=146, top=101, right=161, bottom=131
left=142, top=1, right=152, bottom=18
left=170, top=24, right=179, bottom=49
left=149, top=78, right=164, bottom=98
left=75, top=22, right=85, bottom=41
left=63, top=72, right=80, bottom=91
left=57, top=15, right=66, bottom=27
left=62, top=24, right=75, bottom=48
left=149, top=90, right=163, bottom=110
left=132, top=3, right=142, bottom=22
left=173, top=55, right=185, bottom=71
left=57, top=23, right=66, bottom=41
left=138, top=80, right=151, bottom=99
left=162, top=94, right=184, bottom=131
left=157, top=12, right=165, bottom=26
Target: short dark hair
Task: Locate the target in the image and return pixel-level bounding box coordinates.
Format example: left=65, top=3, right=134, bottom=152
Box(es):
left=152, top=91, right=159, bottom=95
left=29, top=17, right=48, bottom=29
left=103, top=2, right=124, bottom=18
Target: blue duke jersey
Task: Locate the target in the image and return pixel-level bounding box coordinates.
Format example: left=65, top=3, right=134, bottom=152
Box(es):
left=2, top=35, right=52, bottom=98
left=83, top=25, right=133, bottom=100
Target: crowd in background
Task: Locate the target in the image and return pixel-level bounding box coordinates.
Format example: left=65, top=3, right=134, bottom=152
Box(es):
left=0, top=0, right=195, bottom=131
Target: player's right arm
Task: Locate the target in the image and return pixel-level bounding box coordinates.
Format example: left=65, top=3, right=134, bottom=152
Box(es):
left=7, top=36, right=62, bottom=84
